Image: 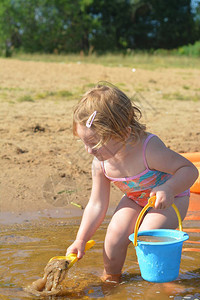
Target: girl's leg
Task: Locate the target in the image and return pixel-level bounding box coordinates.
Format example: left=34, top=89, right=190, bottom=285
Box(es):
left=102, top=195, right=189, bottom=282
left=139, top=196, right=189, bottom=231
left=102, top=195, right=142, bottom=281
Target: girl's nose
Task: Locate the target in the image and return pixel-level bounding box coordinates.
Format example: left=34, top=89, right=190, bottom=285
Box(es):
left=85, top=145, right=96, bottom=155
left=88, top=147, right=93, bottom=154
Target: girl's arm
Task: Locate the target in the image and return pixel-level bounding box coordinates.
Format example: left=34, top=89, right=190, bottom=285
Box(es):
left=66, top=158, right=110, bottom=258
left=146, top=136, right=199, bottom=209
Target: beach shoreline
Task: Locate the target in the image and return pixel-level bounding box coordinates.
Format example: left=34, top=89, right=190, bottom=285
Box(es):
left=0, top=58, right=199, bottom=221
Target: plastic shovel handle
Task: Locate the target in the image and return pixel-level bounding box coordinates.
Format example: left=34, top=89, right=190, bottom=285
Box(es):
left=84, top=239, right=96, bottom=251
left=49, top=239, right=95, bottom=268
left=67, top=239, right=96, bottom=269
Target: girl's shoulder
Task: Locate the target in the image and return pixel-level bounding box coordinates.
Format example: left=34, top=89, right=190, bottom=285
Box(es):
left=145, top=133, right=175, bottom=170
left=92, top=157, right=104, bottom=176
left=136, top=132, right=161, bottom=152
left=144, top=133, right=167, bottom=160
left=92, top=158, right=111, bottom=186
left=144, top=133, right=166, bottom=149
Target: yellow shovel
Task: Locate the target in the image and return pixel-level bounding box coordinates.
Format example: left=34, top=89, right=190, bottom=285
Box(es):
left=26, top=240, right=96, bottom=295
left=49, top=240, right=95, bottom=269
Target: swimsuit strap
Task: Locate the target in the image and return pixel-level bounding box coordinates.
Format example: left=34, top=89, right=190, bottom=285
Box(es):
left=142, top=134, right=156, bottom=169
left=101, top=161, right=106, bottom=175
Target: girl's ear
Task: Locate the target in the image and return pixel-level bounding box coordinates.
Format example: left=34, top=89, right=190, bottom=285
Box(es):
left=124, top=126, right=132, bottom=140
left=127, top=126, right=132, bottom=138
left=128, top=126, right=132, bottom=134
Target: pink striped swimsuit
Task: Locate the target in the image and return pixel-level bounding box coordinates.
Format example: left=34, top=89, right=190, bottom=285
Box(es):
left=101, top=134, right=190, bottom=207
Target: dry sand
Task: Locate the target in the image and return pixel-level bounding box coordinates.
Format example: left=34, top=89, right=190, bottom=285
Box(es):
left=0, top=58, right=199, bottom=221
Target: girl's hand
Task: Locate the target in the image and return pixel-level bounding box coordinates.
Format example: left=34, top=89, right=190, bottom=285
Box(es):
left=66, top=239, right=86, bottom=259
left=150, top=185, right=174, bottom=210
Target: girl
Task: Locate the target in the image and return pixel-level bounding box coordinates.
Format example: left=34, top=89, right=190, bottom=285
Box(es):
left=66, top=83, right=198, bottom=283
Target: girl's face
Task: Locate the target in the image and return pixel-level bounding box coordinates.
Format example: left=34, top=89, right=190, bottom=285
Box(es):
left=76, top=124, right=123, bottom=161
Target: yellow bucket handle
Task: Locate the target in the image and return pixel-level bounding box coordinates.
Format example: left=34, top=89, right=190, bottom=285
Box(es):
left=133, top=196, right=183, bottom=247
left=48, top=240, right=95, bottom=269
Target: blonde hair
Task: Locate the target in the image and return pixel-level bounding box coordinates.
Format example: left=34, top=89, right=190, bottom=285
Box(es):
left=73, top=82, right=146, bottom=144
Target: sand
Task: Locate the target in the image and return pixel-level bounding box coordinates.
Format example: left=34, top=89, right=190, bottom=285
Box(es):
left=0, top=58, right=199, bottom=221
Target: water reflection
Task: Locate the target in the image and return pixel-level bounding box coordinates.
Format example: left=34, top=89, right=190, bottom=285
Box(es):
left=0, top=216, right=199, bottom=299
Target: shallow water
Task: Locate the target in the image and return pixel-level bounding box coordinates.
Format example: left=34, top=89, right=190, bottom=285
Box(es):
left=0, top=215, right=200, bottom=300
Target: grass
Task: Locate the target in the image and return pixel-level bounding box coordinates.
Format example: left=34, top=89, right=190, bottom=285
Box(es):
left=35, top=90, right=74, bottom=100
left=10, top=52, right=200, bottom=70
left=0, top=53, right=199, bottom=104
left=162, top=92, right=200, bottom=102
left=56, top=90, right=73, bottom=98
left=0, top=87, right=24, bottom=91
left=182, top=85, right=190, bottom=90
left=0, top=88, right=79, bottom=103
left=17, top=94, right=35, bottom=102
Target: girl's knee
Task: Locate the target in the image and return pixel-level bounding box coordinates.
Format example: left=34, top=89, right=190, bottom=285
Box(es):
left=105, top=220, right=130, bottom=249
left=104, top=228, right=124, bottom=250
left=104, top=222, right=129, bottom=260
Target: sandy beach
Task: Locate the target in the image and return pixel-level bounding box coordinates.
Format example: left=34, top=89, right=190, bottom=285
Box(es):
left=0, top=58, right=200, bottom=222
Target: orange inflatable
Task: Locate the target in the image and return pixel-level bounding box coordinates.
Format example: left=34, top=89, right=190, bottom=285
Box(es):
left=180, top=152, right=200, bottom=194
left=180, top=152, right=200, bottom=162
left=190, top=162, right=200, bottom=193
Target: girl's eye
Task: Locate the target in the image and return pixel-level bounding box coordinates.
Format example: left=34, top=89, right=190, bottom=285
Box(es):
left=77, top=137, right=102, bottom=150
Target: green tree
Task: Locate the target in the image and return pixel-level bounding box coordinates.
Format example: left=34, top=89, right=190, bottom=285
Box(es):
left=0, top=0, right=20, bottom=56
left=88, top=0, right=132, bottom=51
left=0, top=0, right=96, bottom=54
left=132, top=0, right=197, bottom=49
left=86, top=0, right=197, bottom=51
left=0, top=0, right=198, bottom=55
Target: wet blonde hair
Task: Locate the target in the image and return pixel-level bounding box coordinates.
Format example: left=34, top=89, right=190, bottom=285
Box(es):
left=73, top=82, right=146, bottom=144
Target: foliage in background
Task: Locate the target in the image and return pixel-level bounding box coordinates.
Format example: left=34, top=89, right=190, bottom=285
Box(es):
left=176, top=40, right=200, bottom=56
left=0, top=0, right=199, bottom=56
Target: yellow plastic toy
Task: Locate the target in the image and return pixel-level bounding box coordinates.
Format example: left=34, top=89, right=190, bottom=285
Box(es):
left=133, top=196, right=182, bottom=247
left=49, top=240, right=95, bottom=269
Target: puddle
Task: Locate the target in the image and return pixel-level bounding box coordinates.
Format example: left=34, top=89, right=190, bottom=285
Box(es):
left=0, top=214, right=199, bottom=299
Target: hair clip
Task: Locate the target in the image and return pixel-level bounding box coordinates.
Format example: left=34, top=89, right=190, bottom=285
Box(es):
left=86, top=111, right=97, bottom=128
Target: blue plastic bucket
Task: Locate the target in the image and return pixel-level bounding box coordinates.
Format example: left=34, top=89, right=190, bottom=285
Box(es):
left=129, top=229, right=189, bottom=283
